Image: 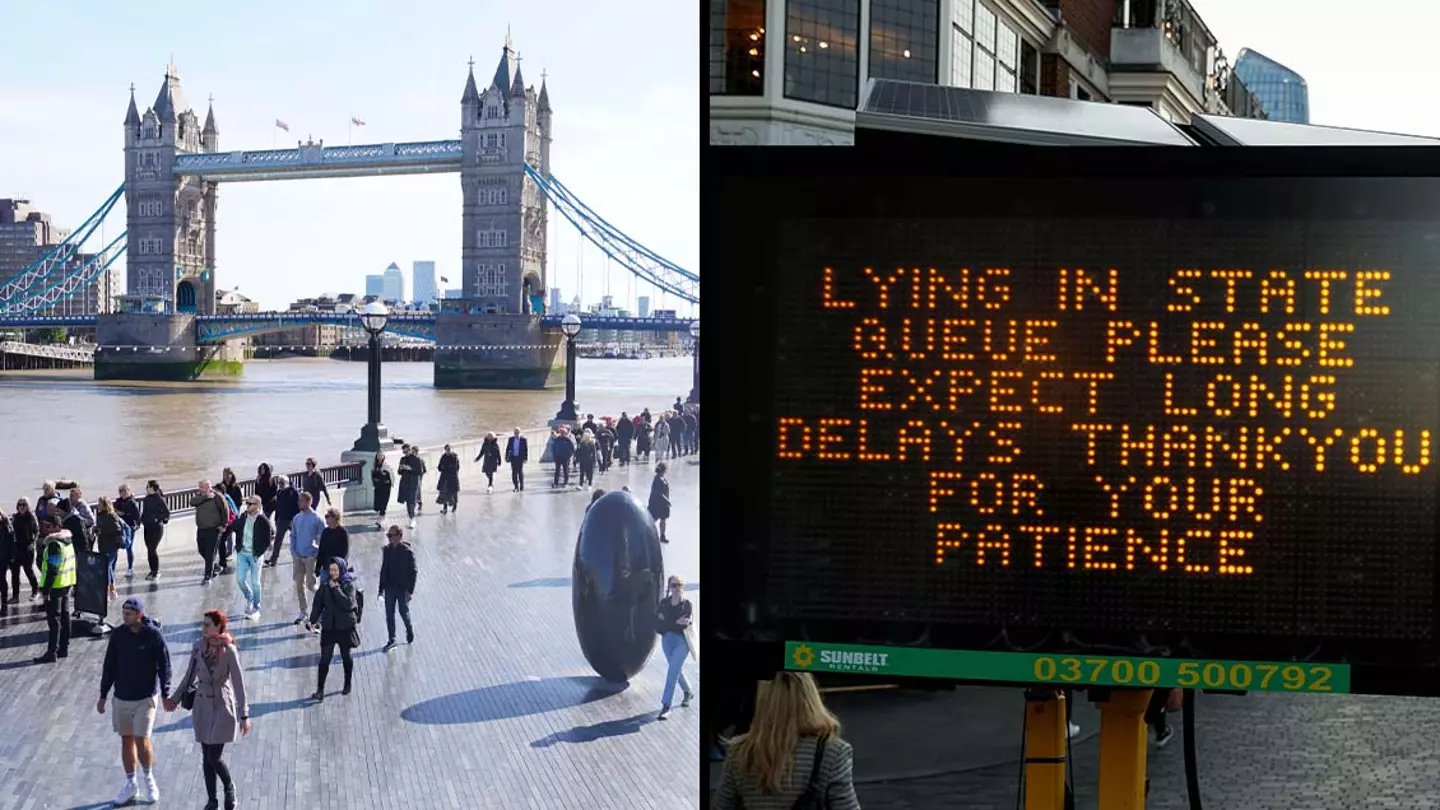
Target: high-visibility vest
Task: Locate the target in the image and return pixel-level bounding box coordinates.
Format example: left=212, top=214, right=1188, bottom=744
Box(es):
left=39, top=536, right=75, bottom=590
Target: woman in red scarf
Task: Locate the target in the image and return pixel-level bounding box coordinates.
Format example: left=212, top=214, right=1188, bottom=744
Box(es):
left=170, top=610, right=250, bottom=809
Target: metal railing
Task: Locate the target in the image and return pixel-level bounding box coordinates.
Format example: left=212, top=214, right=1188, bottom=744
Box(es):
left=54, top=460, right=365, bottom=518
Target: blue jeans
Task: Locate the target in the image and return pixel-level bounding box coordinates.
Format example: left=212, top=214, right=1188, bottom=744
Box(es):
left=661, top=632, right=693, bottom=709
left=105, top=550, right=118, bottom=585
left=236, top=552, right=261, bottom=612
left=385, top=590, right=413, bottom=642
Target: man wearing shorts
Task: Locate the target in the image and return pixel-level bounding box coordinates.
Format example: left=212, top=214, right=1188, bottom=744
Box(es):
left=97, top=597, right=172, bottom=806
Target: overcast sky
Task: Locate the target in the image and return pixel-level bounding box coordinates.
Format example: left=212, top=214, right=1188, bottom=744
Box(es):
left=1193, top=0, right=1435, bottom=137
left=0, top=0, right=697, bottom=314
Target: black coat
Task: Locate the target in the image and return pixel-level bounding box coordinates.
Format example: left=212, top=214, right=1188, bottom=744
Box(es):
left=576, top=440, right=598, bottom=469
left=551, top=435, right=575, bottom=463
left=397, top=456, right=424, bottom=501
left=581, top=418, right=598, bottom=437
left=96, top=511, right=125, bottom=555
left=300, top=470, right=330, bottom=508
left=140, top=494, right=170, bottom=529
left=378, top=541, right=418, bottom=596
left=598, top=428, right=615, bottom=451
left=0, top=516, right=13, bottom=567
left=648, top=475, right=671, bottom=521
left=275, top=486, right=301, bottom=522
left=437, top=452, right=461, bottom=495
left=316, top=526, right=350, bottom=576
left=504, top=436, right=528, bottom=464
left=254, top=475, right=279, bottom=512
left=371, top=465, right=393, bottom=511
left=476, top=438, right=502, bottom=473
left=308, top=579, right=360, bottom=645
left=11, top=510, right=38, bottom=550
left=616, top=419, right=634, bottom=443
left=637, top=422, right=653, bottom=453
left=234, top=512, right=273, bottom=558
left=115, top=496, right=141, bottom=529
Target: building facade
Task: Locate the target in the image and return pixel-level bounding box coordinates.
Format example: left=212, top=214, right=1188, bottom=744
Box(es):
left=0, top=198, right=120, bottom=317
left=637, top=295, right=651, bottom=318
left=382, top=262, right=406, bottom=303
left=412, top=260, right=437, bottom=304
left=710, top=0, right=1263, bottom=144
left=365, top=274, right=384, bottom=298
left=1233, top=48, right=1308, bottom=124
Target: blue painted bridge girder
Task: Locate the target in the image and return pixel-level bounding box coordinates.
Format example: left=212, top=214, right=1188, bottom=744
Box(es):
left=0, top=313, right=695, bottom=342
left=172, top=141, right=462, bottom=182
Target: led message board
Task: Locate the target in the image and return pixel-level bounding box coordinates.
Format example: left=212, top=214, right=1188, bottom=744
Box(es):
left=769, top=216, right=1440, bottom=649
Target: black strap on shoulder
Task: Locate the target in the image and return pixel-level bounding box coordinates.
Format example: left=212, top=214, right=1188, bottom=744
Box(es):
left=790, top=736, right=828, bottom=809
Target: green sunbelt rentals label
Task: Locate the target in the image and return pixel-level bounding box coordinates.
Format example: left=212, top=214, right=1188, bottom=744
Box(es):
left=783, top=641, right=1351, bottom=694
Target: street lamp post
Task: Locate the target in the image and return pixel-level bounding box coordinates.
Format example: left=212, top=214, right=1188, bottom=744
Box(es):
left=351, top=301, right=392, bottom=452
left=556, top=312, right=583, bottom=423
left=686, top=319, right=700, bottom=405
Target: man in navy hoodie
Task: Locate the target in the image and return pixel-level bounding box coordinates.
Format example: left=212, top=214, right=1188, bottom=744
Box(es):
left=97, top=597, right=172, bottom=807
left=267, top=475, right=301, bottom=568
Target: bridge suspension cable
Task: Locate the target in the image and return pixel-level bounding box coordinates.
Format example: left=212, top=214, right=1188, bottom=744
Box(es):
left=525, top=165, right=698, bottom=305
left=0, top=184, right=126, bottom=310
left=5, top=232, right=127, bottom=314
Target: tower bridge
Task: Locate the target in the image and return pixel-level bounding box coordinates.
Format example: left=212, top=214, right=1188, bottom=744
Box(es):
left=0, top=38, right=697, bottom=388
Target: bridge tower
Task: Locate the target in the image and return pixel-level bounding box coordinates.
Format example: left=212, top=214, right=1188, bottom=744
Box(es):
left=436, top=35, right=565, bottom=389
left=99, top=63, right=240, bottom=380
left=122, top=63, right=218, bottom=314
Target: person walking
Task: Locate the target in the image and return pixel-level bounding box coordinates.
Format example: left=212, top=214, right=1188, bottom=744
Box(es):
left=254, top=463, right=279, bottom=521
left=97, top=597, right=172, bottom=807
left=436, top=444, right=460, bottom=514
left=649, top=462, right=672, bottom=543
left=683, top=406, right=700, bottom=456
left=378, top=524, right=417, bottom=652
left=616, top=412, right=634, bottom=467
left=316, top=507, right=350, bottom=581
left=63, top=488, right=95, bottom=554
left=576, top=431, right=598, bottom=490
left=712, top=671, right=862, bottom=810
left=308, top=557, right=361, bottom=701
left=0, top=507, right=12, bottom=613
left=115, top=484, right=141, bottom=578
left=551, top=427, right=576, bottom=488
left=656, top=574, right=695, bottom=720
left=597, top=420, right=616, bottom=474
left=191, top=481, right=229, bottom=585
left=267, top=475, right=300, bottom=568
left=235, top=495, right=273, bottom=621
left=504, top=428, right=528, bottom=492
left=95, top=496, right=124, bottom=602
left=299, top=457, right=332, bottom=510
left=397, top=447, right=424, bottom=529
left=371, top=451, right=394, bottom=528
left=168, top=609, right=250, bottom=810
left=668, top=410, right=686, bottom=459
left=36, top=480, right=61, bottom=523
left=288, top=493, right=324, bottom=627
left=653, top=413, right=672, bottom=460
left=33, top=513, right=75, bottom=663
left=9, top=498, right=40, bottom=601
left=637, top=415, right=653, bottom=462
left=214, top=482, right=240, bottom=573
left=475, top=433, right=502, bottom=493
left=139, top=481, right=170, bottom=580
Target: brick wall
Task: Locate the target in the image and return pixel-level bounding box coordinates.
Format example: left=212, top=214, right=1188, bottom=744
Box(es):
left=1040, top=53, right=1071, bottom=98
left=1056, top=0, right=1116, bottom=61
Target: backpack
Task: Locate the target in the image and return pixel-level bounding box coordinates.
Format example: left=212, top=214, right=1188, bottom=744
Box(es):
left=119, top=520, right=133, bottom=552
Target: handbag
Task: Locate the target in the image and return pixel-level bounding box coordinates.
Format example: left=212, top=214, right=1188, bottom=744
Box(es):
left=789, top=737, right=829, bottom=810
left=179, top=683, right=197, bottom=711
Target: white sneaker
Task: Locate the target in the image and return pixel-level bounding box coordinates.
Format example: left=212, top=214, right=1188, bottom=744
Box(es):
left=408, top=519, right=416, bottom=529
left=143, top=773, right=159, bottom=803
left=1068, top=722, right=1081, bottom=738
left=112, top=778, right=137, bottom=806
left=375, top=519, right=383, bottom=528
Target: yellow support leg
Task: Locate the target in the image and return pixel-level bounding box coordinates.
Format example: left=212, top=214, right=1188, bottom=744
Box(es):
left=1023, top=690, right=1067, bottom=810
left=1097, top=689, right=1152, bottom=810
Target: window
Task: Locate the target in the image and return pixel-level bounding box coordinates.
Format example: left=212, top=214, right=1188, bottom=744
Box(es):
left=137, top=237, right=165, bottom=256
left=1020, top=40, right=1039, bottom=94
left=477, top=229, right=508, bottom=248
left=475, top=263, right=508, bottom=297
left=482, top=187, right=508, bottom=206
left=137, top=200, right=164, bottom=217
left=995, top=21, right=1017, bottom=92
left=783, top=0, right=860, bottom=109
left=484, top=133, right=497, bottom=148
left=950, top=24, right=972, bottom=87
left=710, top=0, right=766, bottom=95
left=868, top=0, right=940, bottom=83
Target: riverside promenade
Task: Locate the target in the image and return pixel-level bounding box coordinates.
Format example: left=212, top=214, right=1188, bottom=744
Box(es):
left=0, top=449, right=699, bottom=809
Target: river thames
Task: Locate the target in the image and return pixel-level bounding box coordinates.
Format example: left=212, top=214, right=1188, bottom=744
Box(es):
left=0, top=356, right=692, bottom=498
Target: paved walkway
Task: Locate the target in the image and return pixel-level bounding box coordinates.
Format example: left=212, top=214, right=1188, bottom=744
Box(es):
left=0, top=454, right=699, bottom=810
left=712, top=686, right=1440, bottom=809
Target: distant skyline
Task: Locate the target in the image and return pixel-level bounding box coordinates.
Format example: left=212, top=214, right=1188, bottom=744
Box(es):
left=0, top=1, right=697, bottom=316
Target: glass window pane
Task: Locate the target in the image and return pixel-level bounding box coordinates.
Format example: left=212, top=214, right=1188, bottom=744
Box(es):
left=996, top=19, right=1017, bottom=68
left=784, top=0, right=861, bottom=108
left=974, top=51, right=995, bottom=91
left=953, top=0, right=973, bottom=35
left=710, top=0, right=768, bottom=95
left=974, top=4, right=996, bottom=53
left=1019, top=39, right=1039, bottom=94
left=996, top=65, right=1016, bottom=93
left=869, top=0, right=941, bottom=84
left=951, top=27, right=972, bottom=88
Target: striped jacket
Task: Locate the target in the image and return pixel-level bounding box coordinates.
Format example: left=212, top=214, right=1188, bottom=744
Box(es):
left=712, top=735, right=862, bottom=809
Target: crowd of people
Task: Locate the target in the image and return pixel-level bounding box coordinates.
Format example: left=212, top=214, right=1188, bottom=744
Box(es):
left=0, top=396, right=697, bottom=807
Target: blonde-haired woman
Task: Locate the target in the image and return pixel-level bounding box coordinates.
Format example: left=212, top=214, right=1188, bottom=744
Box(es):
left=652, top=413, right=671, bottom=460
left=713, top=671, right=861, bottom=809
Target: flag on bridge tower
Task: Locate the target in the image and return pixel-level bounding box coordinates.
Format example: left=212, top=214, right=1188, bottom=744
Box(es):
left=351, top=117, right=366, bottom=127
left=275, top=119, right=291, bottom=132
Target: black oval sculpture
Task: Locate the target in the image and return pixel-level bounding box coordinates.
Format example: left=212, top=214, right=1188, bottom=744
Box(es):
left=573, top=489, right=665, bottom=682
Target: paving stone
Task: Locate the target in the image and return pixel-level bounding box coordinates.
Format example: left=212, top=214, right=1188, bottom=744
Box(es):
left=0, top=456, right=699, bottom=809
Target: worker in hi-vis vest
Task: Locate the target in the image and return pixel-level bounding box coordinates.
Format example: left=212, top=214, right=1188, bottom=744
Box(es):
left=35, top=513, right=76, bottom=664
